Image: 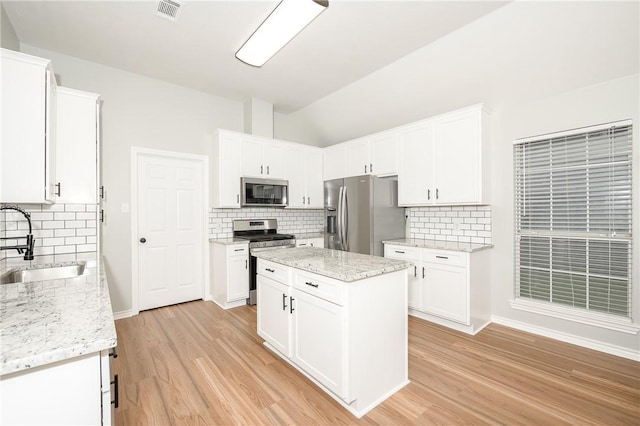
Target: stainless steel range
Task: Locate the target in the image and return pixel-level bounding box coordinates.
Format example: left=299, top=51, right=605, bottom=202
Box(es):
left=233, top=219, right=295, bottom=305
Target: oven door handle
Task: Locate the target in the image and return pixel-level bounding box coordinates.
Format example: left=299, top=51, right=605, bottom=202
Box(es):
left=250, top=244, right=296, bottom=254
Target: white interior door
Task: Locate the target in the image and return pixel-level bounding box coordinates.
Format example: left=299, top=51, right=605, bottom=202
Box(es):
left=137, top=153, right=204, bottom=311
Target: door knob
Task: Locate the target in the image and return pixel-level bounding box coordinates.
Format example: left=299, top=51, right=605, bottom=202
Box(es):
left=140, top=238, right=146, bottom=243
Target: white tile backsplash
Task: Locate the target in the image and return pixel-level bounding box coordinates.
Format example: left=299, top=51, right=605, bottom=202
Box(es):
left=406, top=205, right=492, bottom=245
left=1, top=203, right=99, bottom=261
left=208, top=207, right=324, bottom=239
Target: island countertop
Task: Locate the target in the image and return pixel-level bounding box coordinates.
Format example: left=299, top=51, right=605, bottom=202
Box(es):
left=0, top=260, right=117, bottom=376
left=253, top=247, right=412, bottom=282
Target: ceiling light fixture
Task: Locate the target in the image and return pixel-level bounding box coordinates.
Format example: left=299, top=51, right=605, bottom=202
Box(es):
left=236, top=0, right=329, bottom=67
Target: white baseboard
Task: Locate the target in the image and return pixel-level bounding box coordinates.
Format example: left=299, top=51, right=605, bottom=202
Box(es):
left=491, top=315, right=640, bottom=362
left=113, top=309, right=136, bottom=320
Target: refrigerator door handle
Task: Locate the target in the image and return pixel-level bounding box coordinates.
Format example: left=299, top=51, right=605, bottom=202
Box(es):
left=337, top=186, right=344, bottom=250
left=342, top=186, right=349, bottom=251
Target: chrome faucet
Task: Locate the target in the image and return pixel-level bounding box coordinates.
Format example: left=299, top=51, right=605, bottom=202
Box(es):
left=0, top=205, right=35, bottom=261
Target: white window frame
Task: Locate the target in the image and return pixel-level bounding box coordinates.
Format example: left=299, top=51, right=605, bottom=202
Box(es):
left=512, top=120, right=638, bottom=334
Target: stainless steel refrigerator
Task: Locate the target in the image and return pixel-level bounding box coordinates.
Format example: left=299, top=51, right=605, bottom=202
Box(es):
left=324, top=175, right=405, bottom=256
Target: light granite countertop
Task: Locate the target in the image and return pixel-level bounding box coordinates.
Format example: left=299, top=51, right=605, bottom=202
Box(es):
left=383, top=238, right=494, bottom=253
left=254, top=247, right=412, bottom=282
left=209, top=237, right=249, bottom=245
left=0, top=259, right=117, bottom=376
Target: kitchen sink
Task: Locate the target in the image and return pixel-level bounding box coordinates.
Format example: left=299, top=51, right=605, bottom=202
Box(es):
left=0, top=261, right=88, bottom=284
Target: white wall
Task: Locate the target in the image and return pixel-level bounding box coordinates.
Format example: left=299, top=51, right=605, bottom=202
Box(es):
left=490, top=74, right=639, bottom=354
left=0, top=3, right=19, bottom=50
left=21, top=44, right=243, bottom=314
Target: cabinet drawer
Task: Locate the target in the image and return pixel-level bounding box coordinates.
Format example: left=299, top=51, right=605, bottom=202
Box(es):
left=228, top=244, right=249, bottom=257
left=257, top=259, right=289, bottom=284
left=422, top=249, right=467, bottom=267
left=293, top=271, right=344, bottom=306
left=384, top=245, right=420, bottom=260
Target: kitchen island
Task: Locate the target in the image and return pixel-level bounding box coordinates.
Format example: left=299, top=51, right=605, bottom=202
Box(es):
left=254, top=247, right=411, bottom=418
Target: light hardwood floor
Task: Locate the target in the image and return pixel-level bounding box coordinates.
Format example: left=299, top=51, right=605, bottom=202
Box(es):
left=113, top=300, right=639, bottom=425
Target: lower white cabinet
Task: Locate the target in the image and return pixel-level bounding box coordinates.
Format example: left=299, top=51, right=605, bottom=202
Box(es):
left=384, top=243, right=491, bottom=335
left=295, top=237, right=324, bottom=248
left=210, top=242, right=249, bottom=309
left=0, top=349, right=116, bottom=426
left=256, top=258, right=408, bottom=418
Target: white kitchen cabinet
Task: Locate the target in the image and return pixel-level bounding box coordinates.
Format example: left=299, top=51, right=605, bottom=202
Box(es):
left=284, top=145, right=323, bottom=208
left=56, top=87, right=100, bottom=204
left=291, top=287, right=345, bottom=397
left=369, top=131, right=398, bottom=176
left=256, top=257, right=408, bottom=417
left=384, top=243, right=491, bottom=335
left=211, top=130, right=242, bottom=207
left=241, top=136, right=285, bottom=179
left=295, top=237, right=324, bottom=248
left=345, top=137, right=371, bottom=176
left=0, top=48, right=57, bottom=203
left=397, top=121, right=435, bottom=206
left=323, top=143, right=348, bottom=181
left=257, top=274, right=292, bottom=356
left=384, top=245, right=421, bottom=310
left=0, top=349, right=115, bottom=426
left=210, top=242, right=249, bottom=309
left=398, top=104, right=490, bottom=206
left=344, top=133, right=398, bottom=178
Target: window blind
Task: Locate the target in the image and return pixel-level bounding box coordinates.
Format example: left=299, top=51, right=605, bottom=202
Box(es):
left=514, top=122, right=632, bottom=318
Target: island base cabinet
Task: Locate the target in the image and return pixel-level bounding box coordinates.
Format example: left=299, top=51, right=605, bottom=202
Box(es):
left=257, top=257, right=408, bottom=418
left=0, top=350, right=115, bottom=425
left=291, top=289, right=346, bottom=400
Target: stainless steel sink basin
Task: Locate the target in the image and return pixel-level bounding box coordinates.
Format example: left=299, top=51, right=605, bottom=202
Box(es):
left=0, top=261, right=88, bottom=284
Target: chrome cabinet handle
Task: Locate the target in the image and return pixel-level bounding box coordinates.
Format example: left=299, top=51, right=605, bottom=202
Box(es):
left=370, top=163, right=373, bottom=173
left=55, top=182, right=61, bottom=196
left=436, top=255, right=448, bottom=260
left=414, top=266, right=417, bottom=277
left=290, top=296, right=295, bottom=313
left=422, top=267, right=425, bottom=279
left=305, top=281, right=319, bottom=288
left=303, top=196, right=305, bottom=204
left=245, top=259, right=248, bottom=269
left=265, top=268, right=275, bottom=273
left=261, top=165, right=263, bottom=174
left=364, top=164, right=367, bottom=173
left=436, top=188, right=439, bottom=199
left=267, top=165, right=270, bottom=175
left=282, top=293, right=287, bottom=310
left=428, top=189, right=430, bottom=200
left=111, top=374, right=119, bottom=408
left=395, top=250, right=405, bottom=254
left=237, top=194, right=239, bottom=203
left=307, top=197, right=310, bottom=205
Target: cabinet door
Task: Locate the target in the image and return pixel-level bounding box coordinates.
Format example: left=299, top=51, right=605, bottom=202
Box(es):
left=433, top=109, right=481, bottom=204
left=398, top=122, right=435, bottom=206
left=257, top=275, right=292, bottom=356
left=263, top=140, right=285, bottom=178
left=241, top=136, right=264, bottom=177
left=284, top=145, right=306, bottom=208
left=56, top=88, right=98, bottom=203
left=384, top=245, right=421, bottom=310
left=291, top=289, right=345, bottom=398
left=228, top=254, right=249, bottom=302
left=0, top=51, right=54, bottom=203
left=218, top=133, right=242, bottom=207
left=323, top=143, right=347, bottom=181
left=370, top=132, right=398, bottom=176
left=422, top=262, right=468, bottom=324
left=345, top=138, right=370, bottom=176
left=304, top=148, right=324, bottom=208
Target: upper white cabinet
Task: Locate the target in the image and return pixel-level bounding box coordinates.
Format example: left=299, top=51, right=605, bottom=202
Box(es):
left=0, top=49, right=57, bottom=203
left=285, top=144, right=323, bottom=208
left=398, top=104, right=489, bottom=206
left=345, top=133, right=398, bottom=177
left=323, top=143, right=347, bottom=181
left=55, top=87, right=100, bottom=204
left=211, top=130, right=242, bottom=208
left=241, top=136, right=285, bottom=179
left=345, top=137, right=371, bottom=176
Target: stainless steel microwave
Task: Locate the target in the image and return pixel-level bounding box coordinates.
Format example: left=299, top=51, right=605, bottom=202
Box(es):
left=241, top=177, right=289, bottom=207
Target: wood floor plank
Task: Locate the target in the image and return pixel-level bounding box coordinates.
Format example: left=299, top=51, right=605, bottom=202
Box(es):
left=113, top=300, right=640, bottom=425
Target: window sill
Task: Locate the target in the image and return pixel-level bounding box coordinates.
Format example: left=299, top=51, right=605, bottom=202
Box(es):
left=510, top=298, right=640, bottom=334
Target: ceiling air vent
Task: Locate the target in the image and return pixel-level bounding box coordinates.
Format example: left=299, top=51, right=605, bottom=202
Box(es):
left=156, top=0, right=184, bottom=22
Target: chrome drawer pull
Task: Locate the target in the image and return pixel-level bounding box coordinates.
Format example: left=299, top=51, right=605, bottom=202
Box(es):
left=305, top=281, right=319, bottom=288
left=436, top=256, right=449, bottom=260
left=395, top=250, right=405, bottom=254
left=265, top=268, right=275, bottom=273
